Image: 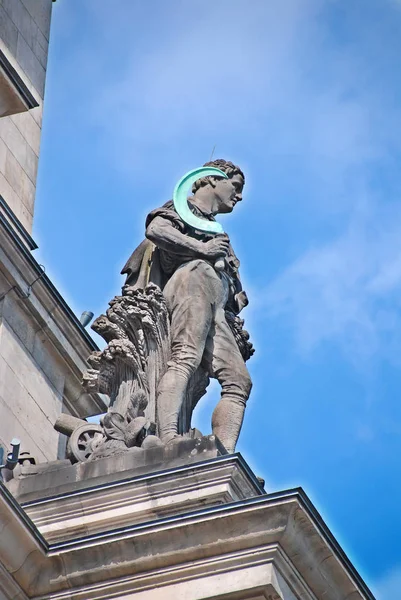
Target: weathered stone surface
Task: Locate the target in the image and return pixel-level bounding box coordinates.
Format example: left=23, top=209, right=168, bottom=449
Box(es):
left=4, top=144, right=35, bottom=209
left=54, top=413, right=87, bottom=437
left=0, top=68, right=28, bottom=118
left=0, top=118, right=33, bottom=174
left=21, top=0, right=52, bottom=40
left=0, top=113, right=40, bottom=231
left=21, top=454, right=264, bottom=543
left=0, top=321, right=64, bottom=417
left=11, top=109, right=41, bottom=155
left=1, top=289, right=36, bottom=351
left=2, top=0, right=33, bottom=46
left=0, top=393, right=49, bottom=463
left=0, top=6, right=18, bottom=56
left=0, top=324, right=62, bottom=461
left=9, top=435, right=228, bottom=503
left=28, top=103, right=42, bottom=128
left=1, top=0, right=50, bottom=70
left=79, top=160, right=254, bottom=468
left=130, top=160, right=253, bottom=454
left=0, top=0, right=51, bottom=236
left=0, top=171, right=32, bottom=230
left=0, top=465, right=375, bottom=600
left=16, top=30, right=45, bottom=96
left=0, top=136, right=6, bottom=171
left=0, top=203, right=107, bottom=463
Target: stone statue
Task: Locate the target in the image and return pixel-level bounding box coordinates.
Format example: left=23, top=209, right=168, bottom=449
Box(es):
left=68, top=159, right=253, bottom=462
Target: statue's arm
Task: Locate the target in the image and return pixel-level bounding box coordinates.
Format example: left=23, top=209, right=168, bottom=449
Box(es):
left=146, top=216, right=229, bottom=260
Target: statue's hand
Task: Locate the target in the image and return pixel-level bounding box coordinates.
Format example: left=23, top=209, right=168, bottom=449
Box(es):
left=234, top=290, right=249, bottom=313
left=202, top=234, right=230, bottom=260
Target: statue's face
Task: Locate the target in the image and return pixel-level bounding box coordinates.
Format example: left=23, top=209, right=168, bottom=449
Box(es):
left=213, top=173, right=244, bottom=214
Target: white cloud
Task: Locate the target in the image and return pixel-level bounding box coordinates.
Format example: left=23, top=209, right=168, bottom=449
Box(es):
left=88, top=1, right=320, bottom=151
left=60, top=0, right=393, bottom=201
left=52, top=0, right=401, bottom=369
left=263, top=203, right=401, bottom=363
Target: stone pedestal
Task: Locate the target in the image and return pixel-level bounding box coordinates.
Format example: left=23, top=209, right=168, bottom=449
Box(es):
left=15, top=438, right=262, bottom=544
left=1, top=437, right=375, bottom=600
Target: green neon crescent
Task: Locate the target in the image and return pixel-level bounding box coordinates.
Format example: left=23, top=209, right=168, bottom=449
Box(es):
left=173, top=167, right=228, bottom=234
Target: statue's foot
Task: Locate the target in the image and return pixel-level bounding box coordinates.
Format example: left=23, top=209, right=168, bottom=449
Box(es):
left=141, top=435, right=164, bottom=450
left=160, top=431, right=180, bottom=445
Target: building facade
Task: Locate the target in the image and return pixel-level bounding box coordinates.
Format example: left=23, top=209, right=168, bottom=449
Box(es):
left=0, top=5, right=376, bottom=600
left=0, top=0, right=105, bottom=465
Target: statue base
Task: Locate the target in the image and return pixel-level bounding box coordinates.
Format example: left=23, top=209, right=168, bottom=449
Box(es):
left=3, top=437, right=374, bottom=599
left=13, top=438, right=263, bottom=544
left=8, top=434, right=229, bottom=503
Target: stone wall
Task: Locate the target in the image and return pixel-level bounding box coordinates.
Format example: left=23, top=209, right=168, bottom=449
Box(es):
left=0, top=0, right=52, bottom=232
left=0, top=290, right=62, bottom=462
left=0, top=212, right=107, bottom=463
left=1, top=470, right=375, bottom=600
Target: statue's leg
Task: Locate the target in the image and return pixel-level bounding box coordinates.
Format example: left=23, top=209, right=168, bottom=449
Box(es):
left=157, top=261, right=217, bottom=443
left=204, top=309, right=252, bottom=453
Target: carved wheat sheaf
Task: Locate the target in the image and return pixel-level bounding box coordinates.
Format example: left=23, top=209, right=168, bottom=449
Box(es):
left=84, top=283, right=169, bottom=423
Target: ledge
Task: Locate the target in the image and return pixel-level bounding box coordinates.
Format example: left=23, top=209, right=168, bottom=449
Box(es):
left=1, top=467, right=375, bottom=600
left=0, top=195, right=38, bottom=251
left=0, top=49, right=39, bottom=117
left=20, top=452, right=264, bottom=543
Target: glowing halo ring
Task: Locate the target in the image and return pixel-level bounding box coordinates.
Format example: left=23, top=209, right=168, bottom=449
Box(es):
left=173, top=166, right=228, bottom=234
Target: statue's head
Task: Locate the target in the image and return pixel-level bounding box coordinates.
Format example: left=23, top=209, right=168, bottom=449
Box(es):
left=192, top=159, right=245, bottom=214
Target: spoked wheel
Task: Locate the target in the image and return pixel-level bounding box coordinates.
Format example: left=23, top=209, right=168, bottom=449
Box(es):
left=67, top=423, right=103, bottom=463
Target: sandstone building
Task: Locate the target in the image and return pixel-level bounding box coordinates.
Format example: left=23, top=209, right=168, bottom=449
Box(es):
left=0, top=0, right=105, bottom=465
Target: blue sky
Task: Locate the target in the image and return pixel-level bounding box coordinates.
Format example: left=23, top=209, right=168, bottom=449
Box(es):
left=32, top=1, right=401, bottom=596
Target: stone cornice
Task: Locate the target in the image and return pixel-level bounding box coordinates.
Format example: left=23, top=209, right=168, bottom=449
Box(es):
left=0, top=48, right=39, bottom=112
left=0, top=482, right=47, bottom=596
left=21, top=453, right=264, bottom=542
left=0, top=473, right=375, bottom=599
left=0, top=208, right=107, bottom=417
left=0, top=195, right=38, bottom=250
